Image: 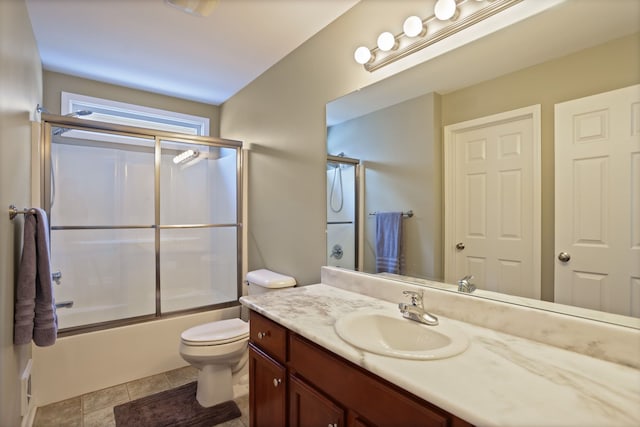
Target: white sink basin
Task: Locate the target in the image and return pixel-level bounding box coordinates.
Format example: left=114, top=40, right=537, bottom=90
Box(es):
left=334, top=309, right=469, bottom=360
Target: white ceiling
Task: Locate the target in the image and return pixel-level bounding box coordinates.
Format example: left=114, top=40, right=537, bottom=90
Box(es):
left=25, top=0, right=360, bottom=106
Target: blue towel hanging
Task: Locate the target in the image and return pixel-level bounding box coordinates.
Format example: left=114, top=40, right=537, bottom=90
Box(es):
left=375, top=212, right=403, bottom=274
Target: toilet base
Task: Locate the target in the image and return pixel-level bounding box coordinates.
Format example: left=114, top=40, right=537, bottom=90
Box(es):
left=196, top=364, right=233, bottom=408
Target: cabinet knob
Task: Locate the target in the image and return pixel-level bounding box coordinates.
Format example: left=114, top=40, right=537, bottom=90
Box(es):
left=273, top=378, right=282, bottom=387
left=257, top=331, right=270, bottom=339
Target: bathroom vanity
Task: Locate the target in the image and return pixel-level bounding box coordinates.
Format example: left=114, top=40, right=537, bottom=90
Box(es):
left=240, top=270, right=640, bottom=427
left=248, top=310, right=470, bottom=427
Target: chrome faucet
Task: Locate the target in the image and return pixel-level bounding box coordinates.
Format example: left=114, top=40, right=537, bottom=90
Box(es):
left=458, top=275, right=476, bottom=293
left=398, top=290, right=438, bottom=326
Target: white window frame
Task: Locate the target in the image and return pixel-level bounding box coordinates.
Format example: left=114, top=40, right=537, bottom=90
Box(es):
left=61, top=91, right=210, bottom=136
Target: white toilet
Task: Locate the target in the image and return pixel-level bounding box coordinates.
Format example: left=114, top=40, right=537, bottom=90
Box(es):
left=179, top=269, right=296, bottom=407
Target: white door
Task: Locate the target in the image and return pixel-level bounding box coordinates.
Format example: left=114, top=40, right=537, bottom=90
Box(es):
left=444, top=106, right=541, bottom=298
left=555, top=84, right=640, bottom=317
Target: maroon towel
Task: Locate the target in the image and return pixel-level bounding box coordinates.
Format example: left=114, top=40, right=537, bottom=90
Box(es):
left=14, top=208, right=57, bottom=346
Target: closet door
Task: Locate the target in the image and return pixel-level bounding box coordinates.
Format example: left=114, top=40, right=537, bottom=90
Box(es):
left=554, top=84, right=640, bottom=316
left=444, top=106, right=541, bottom=299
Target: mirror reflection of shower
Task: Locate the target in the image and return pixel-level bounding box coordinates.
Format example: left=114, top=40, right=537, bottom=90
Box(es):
left=328, top=152, right=344, bottom=213
left=326, top=154, right=360, bottom=271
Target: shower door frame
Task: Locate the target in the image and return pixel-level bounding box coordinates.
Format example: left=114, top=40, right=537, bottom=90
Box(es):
left=326, top=154, right=361, bottom=271
left=40, top=113, right=244, bottom=335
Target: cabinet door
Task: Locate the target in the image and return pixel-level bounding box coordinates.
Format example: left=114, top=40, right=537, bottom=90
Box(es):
left=249, top=345, right=286, bottom=427
left=290, top=375, right=344, bottom=427
left=347, top=411, right=374, bottom=427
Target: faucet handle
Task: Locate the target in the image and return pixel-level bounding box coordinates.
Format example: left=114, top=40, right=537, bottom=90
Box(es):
left=402, top=290, right=423, bottom=307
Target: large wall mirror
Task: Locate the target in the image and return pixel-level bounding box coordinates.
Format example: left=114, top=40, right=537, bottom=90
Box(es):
left=326, top=0, right=639, bottom=327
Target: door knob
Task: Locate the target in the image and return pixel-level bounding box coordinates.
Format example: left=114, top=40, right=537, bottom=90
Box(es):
left=558, top=252, right=571, bottom=262
left=455, top=242, right=465, bottom=250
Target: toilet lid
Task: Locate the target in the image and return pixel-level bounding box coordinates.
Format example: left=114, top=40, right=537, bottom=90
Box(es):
left=181, top=318, right=249, bottom=346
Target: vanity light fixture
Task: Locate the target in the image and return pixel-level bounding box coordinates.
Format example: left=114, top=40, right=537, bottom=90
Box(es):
left=173, top=149, right=199, bottom=164
left=354, top=0, right=522, bottom=72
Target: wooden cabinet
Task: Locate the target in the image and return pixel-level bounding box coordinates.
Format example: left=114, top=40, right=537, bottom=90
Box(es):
left=289, top=374, right=345, bottom=427
left=249, top=345, right=286, bottom=427
left=249, top=310, right=473, bottom=427
left=250, top=309, right=287, bottom=363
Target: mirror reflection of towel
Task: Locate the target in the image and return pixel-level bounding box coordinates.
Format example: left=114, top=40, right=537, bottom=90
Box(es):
left=14, top=209, right=57, bottom=346
left=375, top=212, right=403, bottom=274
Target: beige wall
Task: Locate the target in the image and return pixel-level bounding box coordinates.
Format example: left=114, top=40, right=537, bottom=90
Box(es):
left=220, top=1, right=418, bottom=285
left=0, top=0, right=43, bottom=424
left=223, top=2, right=638, bottom=295
left=441, top=33, right=640, bottom=301
left=221, top=0, right=638, bottom=298
left=328, top=93, right=443, bottom=280
left=43, top=70, right=221, bottom=137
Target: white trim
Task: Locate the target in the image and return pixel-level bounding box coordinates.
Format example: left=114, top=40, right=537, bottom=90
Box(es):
left=61, top=92, right=210, bottom=136
left=20, top=404, right=36, bottom=427
left=443, top=105, right=541, bottom=298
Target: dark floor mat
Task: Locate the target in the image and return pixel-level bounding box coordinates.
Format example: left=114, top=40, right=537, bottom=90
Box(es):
left=113, top=381, right=240, bottom=427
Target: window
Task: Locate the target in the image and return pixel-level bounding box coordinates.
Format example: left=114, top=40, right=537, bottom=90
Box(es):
left=61, top=91, right=210, bottom=136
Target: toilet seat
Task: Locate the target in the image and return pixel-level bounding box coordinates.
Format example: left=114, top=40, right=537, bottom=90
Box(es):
left=181, top=318, right=249, bottom=346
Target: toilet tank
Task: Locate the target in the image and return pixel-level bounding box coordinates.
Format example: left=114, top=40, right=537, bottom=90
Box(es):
left=246, top=269, right=296, bottom=295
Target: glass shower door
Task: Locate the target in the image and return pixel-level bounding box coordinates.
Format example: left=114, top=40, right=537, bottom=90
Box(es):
left=159, top=139, right=239, bottom=313
left=45, top=119, right=243, bottom=333
left=49, top=128, right=156, bottom=329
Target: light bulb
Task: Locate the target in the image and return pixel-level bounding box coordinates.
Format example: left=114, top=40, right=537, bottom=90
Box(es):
left=377, top=32, right=397, bottom=52
left=434, top=0, right=458, bottom=21
left=354, top=46, right=372, bottom=64
left=403, top=16, right=425, bottom=38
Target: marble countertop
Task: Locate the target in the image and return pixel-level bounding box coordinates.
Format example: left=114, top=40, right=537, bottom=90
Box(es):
left=240, top=284, right=640, bottom=427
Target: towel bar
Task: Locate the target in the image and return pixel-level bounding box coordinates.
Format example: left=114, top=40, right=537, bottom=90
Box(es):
left=8, top=205, right=34, bottom=220
left=368, top=210, right=413, bottom=218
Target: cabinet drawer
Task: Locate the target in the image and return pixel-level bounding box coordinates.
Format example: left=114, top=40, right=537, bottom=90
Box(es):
left=250, top=311, right=287, bottom=363
left=289, top=333, right=458, bottom=427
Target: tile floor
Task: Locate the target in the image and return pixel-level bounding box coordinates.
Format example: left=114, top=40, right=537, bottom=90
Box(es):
left=33, top=366, right=249, bottom=427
